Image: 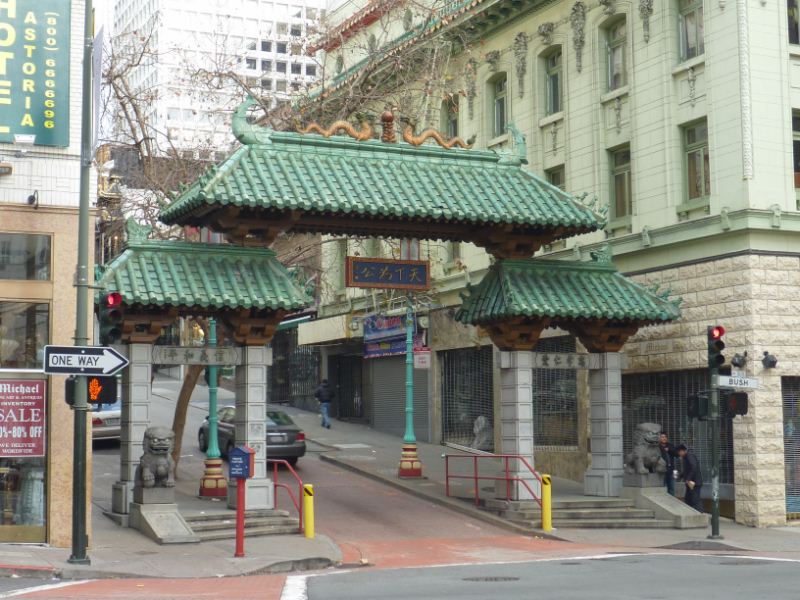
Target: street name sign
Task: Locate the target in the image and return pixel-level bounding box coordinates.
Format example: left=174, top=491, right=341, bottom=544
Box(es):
left=44, top=345, right=129, bottom=376
left=716, top=374, right=760, bottom=390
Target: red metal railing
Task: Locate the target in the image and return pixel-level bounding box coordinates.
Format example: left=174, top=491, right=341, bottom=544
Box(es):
left=444, top=453, right=543, bottom=508
left=268, top=459, right=304, bottom=533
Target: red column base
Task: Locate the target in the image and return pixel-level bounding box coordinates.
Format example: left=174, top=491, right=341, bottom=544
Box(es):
left=398, top=443, right=423, bottom=478
left=199, top=457, right=228, bottom=497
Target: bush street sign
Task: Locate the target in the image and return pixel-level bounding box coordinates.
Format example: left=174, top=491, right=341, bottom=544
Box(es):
left=44, top=345, right=129, bottom=376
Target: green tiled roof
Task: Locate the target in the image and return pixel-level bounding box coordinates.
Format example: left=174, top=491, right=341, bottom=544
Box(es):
left=96, top=241, right=311, bottom=311
left=159, top=116, right=602, bottom=235
left=456, top=258, right=681, bottom=325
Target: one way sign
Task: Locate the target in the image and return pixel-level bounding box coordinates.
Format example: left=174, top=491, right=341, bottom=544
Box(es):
left=44, top=345, right=129, bottom=376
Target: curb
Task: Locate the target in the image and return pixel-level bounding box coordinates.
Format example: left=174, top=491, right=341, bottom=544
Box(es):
left=319, top=453, right=565, bottom=542
left=0, top=564, right=58, bottom=580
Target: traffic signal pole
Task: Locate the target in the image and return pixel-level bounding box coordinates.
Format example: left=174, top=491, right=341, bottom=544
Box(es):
left=68, top=0, right=94, bottom=565
left=709, top=369, right=722, bottom=539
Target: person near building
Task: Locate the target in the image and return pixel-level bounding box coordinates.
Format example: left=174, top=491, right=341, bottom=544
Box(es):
left=314, top=379, right=335, bottom=429
left=677, top=444, right=704, bottom=512
left=659, top=432, right=678, bottom=496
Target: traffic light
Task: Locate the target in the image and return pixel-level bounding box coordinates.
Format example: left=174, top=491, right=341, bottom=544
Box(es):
left=687, top=392, right=709, bottom=420
left=707, top=325, right=725, bottom=370
left=725, top=391, right=749, bottom=417
left=98, top=291, right=124, bottom=345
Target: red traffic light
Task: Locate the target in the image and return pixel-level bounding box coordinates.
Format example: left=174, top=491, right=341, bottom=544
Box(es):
left=104, top=292, right=123, bottom=308
left=709, top=325, right=725, bottom=340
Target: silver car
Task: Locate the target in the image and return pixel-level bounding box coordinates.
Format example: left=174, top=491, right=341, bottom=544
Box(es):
left=92, top=399, right=122, bottom=441
left=198, top=405, right=306, bottom=466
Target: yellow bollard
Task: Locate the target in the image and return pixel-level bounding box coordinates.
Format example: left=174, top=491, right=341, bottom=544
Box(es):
left=541, top=474, right=552, bottom=532
left=303, top=484, right=315, bottom=539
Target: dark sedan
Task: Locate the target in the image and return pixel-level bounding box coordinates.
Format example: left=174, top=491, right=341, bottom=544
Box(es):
left=198, top=405, right=306, bottom=465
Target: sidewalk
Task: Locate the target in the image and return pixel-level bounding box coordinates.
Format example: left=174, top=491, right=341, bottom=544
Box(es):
left=285, top=407, right=800, bottom=556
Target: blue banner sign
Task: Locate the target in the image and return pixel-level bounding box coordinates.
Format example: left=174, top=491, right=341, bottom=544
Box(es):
left=346, top=257, right=430, bottom=291
left=363, top=314, right=413, bottom=343
left=365, top=334, right=424, bottom=359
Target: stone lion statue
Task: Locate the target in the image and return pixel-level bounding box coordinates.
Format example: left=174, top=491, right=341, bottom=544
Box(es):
left=624, top=422, right=666, bottom=475
left=134, top=426, right=175, bottom=488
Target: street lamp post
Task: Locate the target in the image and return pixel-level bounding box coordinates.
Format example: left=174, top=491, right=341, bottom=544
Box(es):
left=398, top=293, right=422, bottom=477
left=200, top=318, right=227, bottom=496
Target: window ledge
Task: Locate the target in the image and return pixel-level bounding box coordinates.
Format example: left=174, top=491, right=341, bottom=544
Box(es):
left=676, top=197, right=710, bottom=215
left=791, top=45, right=800, bottom=59
left=672, top=55, right=705, bottom=76
left=606, top=215, right=632, bottom=230
left=487, top=133, right=509, bottom=148
left=600, top=85, right=629, bottom=104
left=538, top=111, right=564, bottom=128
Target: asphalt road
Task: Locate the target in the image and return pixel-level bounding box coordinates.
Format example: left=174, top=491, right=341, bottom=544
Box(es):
left=302, top=554, right=800, bottom=600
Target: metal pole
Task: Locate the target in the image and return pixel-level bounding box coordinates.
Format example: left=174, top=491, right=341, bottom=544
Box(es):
left=68, top=0, right=94, bottom=566
left=397, top=293, right=422, bottom=477
left=709, top=373, right=722, bottom=539
left=403, top=295, right=415, bottom=444
left=207, top=319, right=220, bottom=459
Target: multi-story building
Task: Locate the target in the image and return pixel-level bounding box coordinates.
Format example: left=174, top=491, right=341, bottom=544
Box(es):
left=297, top=0, right=800, bottom=526
left=0, top=0, right=92, bottom=546
left=112, top=0, right=326, bottom=155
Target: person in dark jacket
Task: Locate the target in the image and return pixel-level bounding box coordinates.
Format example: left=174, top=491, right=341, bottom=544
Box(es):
left=314, top=379, right=335, bottom=429
left=659, top=433, right=679, bottom=496
left=677, top=444, right=704, bottom=512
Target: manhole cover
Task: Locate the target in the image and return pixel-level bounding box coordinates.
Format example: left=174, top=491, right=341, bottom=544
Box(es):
left=462, top=576, right=520, bottom=582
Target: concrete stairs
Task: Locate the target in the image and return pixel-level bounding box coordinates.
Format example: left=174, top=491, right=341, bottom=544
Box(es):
left=184, top=509, right=300, bottom=541
left=484, top=497, right=674, bottom=530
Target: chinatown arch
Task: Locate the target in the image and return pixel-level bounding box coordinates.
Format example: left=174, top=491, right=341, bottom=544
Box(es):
left=152, top=99, right=680, bottom=505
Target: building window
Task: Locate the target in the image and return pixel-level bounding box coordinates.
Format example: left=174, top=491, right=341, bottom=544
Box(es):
left=545, top=49, right=563, bottom=115
left=276, top=41, right=288, bottom=54
left=0, top=234, right=50, bottom=280
left=606, top=19, right=627, bottom=91
left=276, top=80, right=287, bottom=92
left=679, top=0, right=704, bottom=61
left=261, top=40, right=272, bottom=52
left=291, top=44, right=302, bottom=56
left=0, top=302, right=49, bottom=369
left=490, top=74, right=508, bottom=138
left=290, top=82, right=301, bottom=91
left=276, top=61, right=287, bottom=73
left=306, top=64, right=316, bottom=77
left=793, top=113, right=800, bottom=187
left=290, top=24, right=302, bottom=36
left=441, top=96, right=458, bottom=138
left=791, top=0, right=800, bottom=43
left=261, top=60, right=272, bottom=72
left=307, top=7, right=318, bottom=19
left=277, top=22, right=288, bottom=35
left=546, top=165, right=566, bottom=190
left=245, top=57, right=257, bottom=69
left=291, top=63, right=302, bottom=74
left=684, top=120, right=710, bottom=200
left=610, top=146, right=632, bottom=218
left=261, top=78, right=272, bottom=90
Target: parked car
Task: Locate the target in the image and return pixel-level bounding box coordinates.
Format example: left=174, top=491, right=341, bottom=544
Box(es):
left=198, top=405, right=306, bottom=465
left=92, top=398, right=122, bottom=441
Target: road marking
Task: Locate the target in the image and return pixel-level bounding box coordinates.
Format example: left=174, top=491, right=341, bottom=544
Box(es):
left=280, top=574, right=310, bottom=600
left=0, top=580, right=89, bottom=598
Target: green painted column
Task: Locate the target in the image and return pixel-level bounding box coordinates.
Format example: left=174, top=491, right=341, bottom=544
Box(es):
left=206, top=318, right=220, bottom=459
left=403, top=297, right=416, bottom=444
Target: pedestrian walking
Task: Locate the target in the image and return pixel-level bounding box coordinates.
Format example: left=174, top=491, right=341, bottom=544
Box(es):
left=677, top=444, right=704, bottom=512
left=659, top=433, right=679, bottom=496
left=314, top=379, right=335, bottom=429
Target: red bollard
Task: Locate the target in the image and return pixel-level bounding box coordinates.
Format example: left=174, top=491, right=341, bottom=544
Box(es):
left=235, top=477, right=246, bottom=557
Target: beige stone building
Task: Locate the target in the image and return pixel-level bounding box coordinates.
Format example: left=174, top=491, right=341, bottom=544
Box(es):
left=293, top=0, right=800, bottom=526
left=0, top=0, right=92, bottom=546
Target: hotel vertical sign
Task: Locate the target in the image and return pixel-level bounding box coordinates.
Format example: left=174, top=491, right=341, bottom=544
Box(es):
left=0, top=0, right=71, bottom=146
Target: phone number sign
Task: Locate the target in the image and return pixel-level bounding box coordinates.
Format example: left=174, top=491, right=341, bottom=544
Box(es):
left=0, top=380, right=46, bottom=458
left=0, top=0, right=71, bottom=146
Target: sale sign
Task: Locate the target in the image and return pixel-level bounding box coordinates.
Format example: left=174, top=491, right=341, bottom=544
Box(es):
left=0, top=380, right=46, bottom=457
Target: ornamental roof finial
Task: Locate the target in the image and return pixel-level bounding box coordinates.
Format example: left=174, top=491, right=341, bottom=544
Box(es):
left=381, top=110, right=396, bottom=143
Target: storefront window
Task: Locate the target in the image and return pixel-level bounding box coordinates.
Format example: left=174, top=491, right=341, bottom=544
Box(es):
left=0, top=303, right=49, bottom=370
left=0, top=234, right=51, bottom=281
left=0, top=379, right=47, bottom=542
